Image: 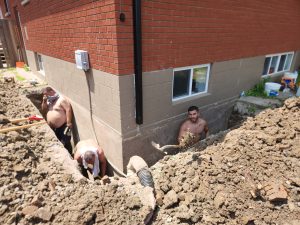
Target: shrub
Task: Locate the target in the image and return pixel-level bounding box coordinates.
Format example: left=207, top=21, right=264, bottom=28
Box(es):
left=245, top=77, right=271, bottom=97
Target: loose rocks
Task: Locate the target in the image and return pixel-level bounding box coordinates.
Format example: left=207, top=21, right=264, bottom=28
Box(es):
left=152, top=97, right=300, bottom=225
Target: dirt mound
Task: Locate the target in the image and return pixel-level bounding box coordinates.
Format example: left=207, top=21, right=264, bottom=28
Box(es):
left=0, top=82, right=151, bottom=225
left=1, top=81, right=300, bottom=225
left=151, top=97, right=300, bottom=225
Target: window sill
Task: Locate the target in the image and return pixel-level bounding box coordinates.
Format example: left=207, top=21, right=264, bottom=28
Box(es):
left=172, top=92, right=211, bottom=105
left=262, top=71, right=288, bottom=78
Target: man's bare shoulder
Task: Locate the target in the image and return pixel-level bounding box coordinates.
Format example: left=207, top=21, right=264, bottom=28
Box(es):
left=198, top=118, right=207, bottom=125
left=59, top=96, right=70, bottom=104
left=181, top=119, right=191, bottom=128
left=58, top=96, right=71, bottom=109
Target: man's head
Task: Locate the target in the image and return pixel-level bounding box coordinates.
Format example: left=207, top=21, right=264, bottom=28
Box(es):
left=187, top=106, right=199, bottom=123
left=42, top=87, right=56, bottom=97
left=83, top=151, right=96, bottom=168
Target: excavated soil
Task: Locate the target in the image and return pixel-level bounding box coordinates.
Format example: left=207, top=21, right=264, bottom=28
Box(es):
left=151, top=98, right=300, bottom=225
left=0, top=82, right=151, bottom=225
left=1, top=81, right=300, bottom=225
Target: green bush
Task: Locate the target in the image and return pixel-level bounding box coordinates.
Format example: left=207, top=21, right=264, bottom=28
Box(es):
left=245, top=77, right=271, bottom=97
left=23, top=64, right=30, bottom=72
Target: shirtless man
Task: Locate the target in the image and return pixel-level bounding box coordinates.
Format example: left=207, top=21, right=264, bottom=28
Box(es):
left=178, top=106, right=209, bottom=147
left=41, top=87, right=73, bottom=154
left=74, top=139, right=106, bottom=178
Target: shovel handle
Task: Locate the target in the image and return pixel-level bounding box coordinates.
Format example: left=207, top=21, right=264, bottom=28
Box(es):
left=9, top=118, right=29, bottom=123
left=0, top=121, right=47, bottom=133
left=9, top=115, right=44, bottom=124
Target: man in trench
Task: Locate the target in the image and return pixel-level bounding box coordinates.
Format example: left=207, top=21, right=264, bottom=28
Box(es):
left=41, top=87, right=73, bottom=154
left=74, top=139, right=107, bottom=178
left=178, top=105, right=209, bottom=147
left=152, top=105, right=209, bottom=153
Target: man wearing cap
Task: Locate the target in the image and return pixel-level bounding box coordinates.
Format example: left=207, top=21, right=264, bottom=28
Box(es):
left=74, top=139, right=107, bottom=178
left=41, top=87, right=73, bottom=154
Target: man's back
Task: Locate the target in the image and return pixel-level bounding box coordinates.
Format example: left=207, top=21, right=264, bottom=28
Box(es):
left=76, top=139, right=98, bottom=152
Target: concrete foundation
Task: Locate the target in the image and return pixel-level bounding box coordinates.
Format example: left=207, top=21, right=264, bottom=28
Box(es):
left=25, top=49, right=300, bottom=172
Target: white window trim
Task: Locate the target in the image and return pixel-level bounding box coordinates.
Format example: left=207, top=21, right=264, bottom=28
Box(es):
left=36, top=53, right=45, bottom=76
left=172, top=64, right=210, bottom=101
left=262, top=51, right=294, bottom=77
left=4, top=0, right=10, bottom=15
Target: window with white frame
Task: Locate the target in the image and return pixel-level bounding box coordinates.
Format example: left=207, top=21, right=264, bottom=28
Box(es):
left=262, top=52, right=294, bottom=76
left=3, top=0, right=10, bottom=16
left=173, top=64, right=210, bottom=100
left=35, top=53, right=45, bottom=75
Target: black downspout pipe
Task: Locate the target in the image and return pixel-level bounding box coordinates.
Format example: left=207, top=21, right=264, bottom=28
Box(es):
left=132, top=0, right=143, bottom=124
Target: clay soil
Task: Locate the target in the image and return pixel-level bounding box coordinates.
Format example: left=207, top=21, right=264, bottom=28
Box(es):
left=1, top=81, right=300, bottom=225
left=0, top=82, right=150, bottom=225
left=151, top=98, right=300, bottom=225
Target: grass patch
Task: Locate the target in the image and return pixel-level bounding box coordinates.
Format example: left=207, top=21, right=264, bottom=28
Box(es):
left=24, top=64, right=30, bottom=72
left=7, top=67, right=16, bottom=72
left=15, top=74, right=26, bottom=81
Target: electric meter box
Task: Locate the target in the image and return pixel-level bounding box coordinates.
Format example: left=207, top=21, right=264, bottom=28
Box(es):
left=75, top=50, right=89, bottom=71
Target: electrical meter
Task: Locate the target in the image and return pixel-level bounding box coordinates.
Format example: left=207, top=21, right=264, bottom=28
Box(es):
left=75, top=50, right=89, bottom=71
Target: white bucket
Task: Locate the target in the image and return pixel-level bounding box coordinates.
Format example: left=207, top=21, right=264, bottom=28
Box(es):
left=284, top=72, right=298, bottom=80
left=265, top=82, right=281, bottom=95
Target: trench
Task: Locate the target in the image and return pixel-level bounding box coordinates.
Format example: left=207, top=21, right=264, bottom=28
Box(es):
left=25, top=89, right=249, bottom=181
left=25, top=90, right=94, bottom=180
left=227, top=109, right=248, bottom=130
left=4, top=81, right=298, bottom=224
left=25, top=90, right=128, bottom=181
left=0, top=85, right=154, bottom=225
left=24, top=88, right=253, bottom=225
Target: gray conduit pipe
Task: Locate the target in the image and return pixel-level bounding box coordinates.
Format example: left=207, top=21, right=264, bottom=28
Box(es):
left=137, top=168, right=154, bottom=188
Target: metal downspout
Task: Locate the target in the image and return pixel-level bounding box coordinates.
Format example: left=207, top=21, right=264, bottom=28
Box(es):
left=132, top=0, right=143, bottom=124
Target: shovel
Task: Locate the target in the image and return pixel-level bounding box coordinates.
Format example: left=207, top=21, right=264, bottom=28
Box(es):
left=151, top=141, right=181, bottom=154
left=0, top=115, right=44, bottom=124
left=86, top=169, right=95, bottom=182
left=9, top=115, right=44, bottom=124
left=0, top=121, right=47, bottom=133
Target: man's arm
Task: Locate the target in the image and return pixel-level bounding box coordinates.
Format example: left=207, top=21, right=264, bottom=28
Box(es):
left=204, top=121, right=209, bottom=138
left=97, top=148, right=107, bottom=177
left=178, top=122, right=187, bottom=144
left=41, top=95, right=48, bottom=115
left=61, top=98, right=73, bottom=128
left=73, top=148, right=82, bottom=164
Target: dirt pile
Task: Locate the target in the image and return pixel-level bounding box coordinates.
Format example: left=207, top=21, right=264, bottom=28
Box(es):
left=1, top=80, right=300, bottom=225
left=0, top=82, right=151, bottom=225
left=151, top=97, right=300, bottom=225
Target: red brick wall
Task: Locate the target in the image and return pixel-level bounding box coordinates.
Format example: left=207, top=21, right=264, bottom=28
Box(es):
left=0, top=0, right=121, bottom=75
left=117, top=0, right=300, bottom=73
left=1, top=1, right=300, bottom=75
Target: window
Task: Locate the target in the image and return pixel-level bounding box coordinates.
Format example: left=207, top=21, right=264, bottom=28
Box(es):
left=173, top=64, right=210, bottom=100
left=35, top=53, right=45, bottom=75
left=3, top=0, right=10, bottom=15
left=262, top=52, right=294, bottom=76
